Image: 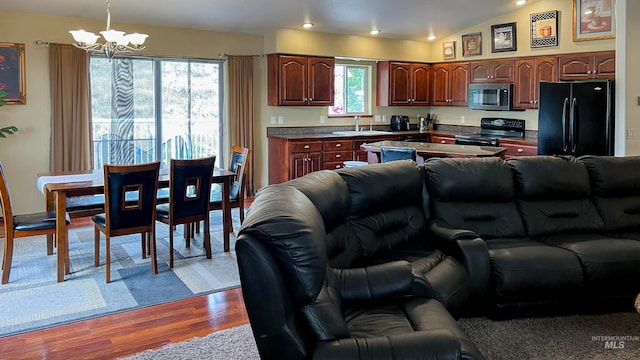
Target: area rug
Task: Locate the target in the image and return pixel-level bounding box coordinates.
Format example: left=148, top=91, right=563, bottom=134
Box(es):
left=0, top=210, right=242, bottom=338
left=121, top=312, right=640, bottom=359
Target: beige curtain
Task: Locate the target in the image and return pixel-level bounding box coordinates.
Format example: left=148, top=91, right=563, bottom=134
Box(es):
left=49, top=44, right=92, bottom=172
left=227, top=55, right=255, bottom=196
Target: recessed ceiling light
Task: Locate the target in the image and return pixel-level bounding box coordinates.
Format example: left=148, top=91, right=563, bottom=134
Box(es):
left=427, top=35, right=436, bottom=41
left=515, top=0, right=527, bottom=5
left=302, top=23, right=314, bottom=29
left=370, top=29, right=381, bottom=35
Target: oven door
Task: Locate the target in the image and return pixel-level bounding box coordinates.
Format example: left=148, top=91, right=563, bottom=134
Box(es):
left=454, top=135, right=499, bottom=147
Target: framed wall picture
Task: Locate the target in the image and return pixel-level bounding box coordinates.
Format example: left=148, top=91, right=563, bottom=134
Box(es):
left=462, top=32, right=482, bottom=56
left=0, top=43, right=26, bottom=105
left=531, top=11, right=559, bottom=48
left=573, top=0, right=615, bottom=41
left=442, top=41, right=456, bottom=60
left=491, top=22, right=517, bottom=53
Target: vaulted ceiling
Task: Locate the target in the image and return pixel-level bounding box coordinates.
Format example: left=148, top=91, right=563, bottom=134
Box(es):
left=0, top=0, right=539, bottom=41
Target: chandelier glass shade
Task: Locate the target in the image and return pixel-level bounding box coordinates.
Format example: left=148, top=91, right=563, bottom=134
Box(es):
left=69, top=0, right=148, bottom=59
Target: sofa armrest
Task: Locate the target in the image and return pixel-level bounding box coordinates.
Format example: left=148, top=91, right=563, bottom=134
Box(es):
left=429, top=221, right=480, bottom=242
left=331, top=261, right=413, bottom=302
left=313, top=329, right=463, bottom=360
left=455, top=238, right=490, bottom=312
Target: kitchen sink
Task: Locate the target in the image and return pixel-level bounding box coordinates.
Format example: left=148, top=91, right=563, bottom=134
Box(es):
left=332, top=130, right=394, bottom=136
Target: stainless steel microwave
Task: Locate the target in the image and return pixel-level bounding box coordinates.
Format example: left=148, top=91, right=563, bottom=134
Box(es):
left=468, top=84, right=513, bottom=111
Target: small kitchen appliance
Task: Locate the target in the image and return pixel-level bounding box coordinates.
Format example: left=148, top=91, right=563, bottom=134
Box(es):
left=390, top=115, right=410, bottom=131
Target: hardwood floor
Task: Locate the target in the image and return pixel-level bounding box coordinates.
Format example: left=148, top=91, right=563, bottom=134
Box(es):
left=0, top=207, right=253, bottom=359
left=0, top=288, right=249, bottom=359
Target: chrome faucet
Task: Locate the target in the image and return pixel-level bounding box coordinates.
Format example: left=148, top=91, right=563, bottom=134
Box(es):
left=354, top=116, right=360, bottom=132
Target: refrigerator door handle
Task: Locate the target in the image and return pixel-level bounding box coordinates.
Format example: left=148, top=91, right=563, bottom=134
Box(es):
left=571, top=98, right=578, bottom=153
left=562, top=97, right=569, bottom=152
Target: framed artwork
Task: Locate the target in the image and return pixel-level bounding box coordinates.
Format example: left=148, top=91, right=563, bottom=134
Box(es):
left=442, top=41, right=456, bottom=60
left=573, top=0, right=615, bottom=41
left=462, top=32, right=482, bottom=56
left=491, top=22, right=517, bottom=53
left=0, top=43, right=26, bottom=105
left=531, top=11, right=559, bottom=48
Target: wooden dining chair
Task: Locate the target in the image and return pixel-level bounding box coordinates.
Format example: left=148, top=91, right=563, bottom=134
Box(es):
left=210, top=146, right=251, bottom=224
left=0, top=162, right=70, bottom=284
left=156, top=156, right=216, bottom=268
left=92, top=162, right=160, bottom=283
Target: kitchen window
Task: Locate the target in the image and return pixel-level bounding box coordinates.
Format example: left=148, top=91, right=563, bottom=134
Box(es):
left=89, top=57, right=223, bottom=169
left=329, top=63, right=370, bottom=116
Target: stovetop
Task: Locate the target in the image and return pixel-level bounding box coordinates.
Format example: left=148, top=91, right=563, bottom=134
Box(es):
left=457, top=118, right=526, bottom=140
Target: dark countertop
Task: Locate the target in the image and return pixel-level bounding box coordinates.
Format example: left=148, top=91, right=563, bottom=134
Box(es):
left=361, top=140, right=507, bottom=158
left=267, top=130, right=431, bottom=140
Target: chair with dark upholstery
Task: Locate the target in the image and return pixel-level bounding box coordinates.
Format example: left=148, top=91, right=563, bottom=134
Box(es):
left=1, top=162, right=71, bottom=284
left=156, top=156, right=216, bottom=268
left=380, top=147, right=417, bottom=162
left=210, top=146, right=251, bottom=223
left=92, top=162, right=160, bottom=283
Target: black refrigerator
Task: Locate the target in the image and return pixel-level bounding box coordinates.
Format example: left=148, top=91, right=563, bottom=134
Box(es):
left=537, top=80, right=614, bottom=156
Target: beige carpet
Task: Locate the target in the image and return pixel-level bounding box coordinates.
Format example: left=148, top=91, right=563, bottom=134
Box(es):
left=122, top=312, right=640, bottom=359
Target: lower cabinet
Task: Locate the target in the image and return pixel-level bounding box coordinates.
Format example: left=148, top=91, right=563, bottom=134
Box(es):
left=323, top=140, right=353, bottom=170
left=429, top=134, right=456, bottom=144
left=498, top=139, right=538, bottom=158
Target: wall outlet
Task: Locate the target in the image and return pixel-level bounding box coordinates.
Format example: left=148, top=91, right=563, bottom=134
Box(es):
left=628, top=128, right=636, bottom=139
left=382, top=115, right=387, bottom=123
left=320, top=115, right=326, bottom=124
left=278, top=116, right=284, bottom=125
left=374, top=115, right=381, bottom=123
left=460, top=115, right=465, bottom=124
left=270, top=116, right=276, bottom=124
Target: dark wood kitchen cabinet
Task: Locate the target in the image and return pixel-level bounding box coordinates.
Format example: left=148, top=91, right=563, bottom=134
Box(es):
left=268, top=138, right=322, bottom=183
left=377, top=61, right=431, bottom=106
left=498, top=138, right=538, bottom=158
left=323, top=139, right=354, bottom=170
left=469, top=59, right=515, bottom=83
left=267, top=54, right=335, bottom=106
left=557, top=51, right=615, bottom=81
left=431, top=62, right=469, bottom=107
left=513, top=56, right=557, bottom=109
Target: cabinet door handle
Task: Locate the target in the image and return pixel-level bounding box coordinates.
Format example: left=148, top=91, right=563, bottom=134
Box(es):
left=587, top=70, right=592, bottom=74
left=335, top=143, right=341, bottom=148
left=517, top=148, right=524, bottom=153
left=304, top=145, right=310, bottom=149
left=335, top=165, right=341, bottom=169
left=441, top=140, right=446, bottom=144
left=335, top=154, right=341, bottom=158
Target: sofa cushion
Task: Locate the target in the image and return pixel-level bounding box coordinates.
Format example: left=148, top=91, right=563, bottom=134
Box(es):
left=485, top=238, right=584, bottom=301
left=286, top=170, right=350, bottom=232
left=424, top=157, right=526, bottom=239
left=539, top=233, right=640, bottom=295
left=581, top=155, right=640, bottom=232
left=337, top=160, right=424, bottom=218
left=507, top=156, right=605, bottom=237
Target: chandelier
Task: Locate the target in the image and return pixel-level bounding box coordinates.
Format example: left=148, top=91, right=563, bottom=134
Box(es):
left=69, top=0, right=148, bottom=60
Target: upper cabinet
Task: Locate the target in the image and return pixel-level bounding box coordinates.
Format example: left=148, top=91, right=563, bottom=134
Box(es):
left=558, top=51, right=615, bottom=81
left=377, top=62, right=431, bottom=106
left=513, top=56, right=557, bottom=109
left=267, top=54, right=335, bottom=106
left=470, top=59, right=515, bottom=84
left=432, top=62, right=469, bottom=107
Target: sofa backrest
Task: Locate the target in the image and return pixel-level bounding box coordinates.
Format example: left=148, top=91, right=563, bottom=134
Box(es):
left=581, top=155, right=640, bottom=232
left=507, top=155, right=605, bottom=237
left=332, top=160, right=428, bottom=266
left=424, top=157, right=526, bottom=239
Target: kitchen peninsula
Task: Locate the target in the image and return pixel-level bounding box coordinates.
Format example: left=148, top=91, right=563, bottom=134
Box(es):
left=362, top=140, right=507, bottom=164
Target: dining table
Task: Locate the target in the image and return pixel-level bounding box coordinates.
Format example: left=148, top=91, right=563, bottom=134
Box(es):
left=36, top=167, right=237, bottom=282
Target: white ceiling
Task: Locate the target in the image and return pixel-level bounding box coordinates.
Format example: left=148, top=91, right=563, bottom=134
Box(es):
left=0, top=0, right=539, bottom=41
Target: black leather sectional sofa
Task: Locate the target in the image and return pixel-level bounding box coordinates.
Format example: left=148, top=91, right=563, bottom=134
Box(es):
left=236, top=155, right=640, bottom=359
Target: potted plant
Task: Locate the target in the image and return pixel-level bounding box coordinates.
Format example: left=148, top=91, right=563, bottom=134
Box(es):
left=0, top=88, right=19, bottom=138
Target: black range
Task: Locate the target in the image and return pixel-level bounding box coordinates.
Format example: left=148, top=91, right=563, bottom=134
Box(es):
left=454, top=118, right=526, bottom=146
